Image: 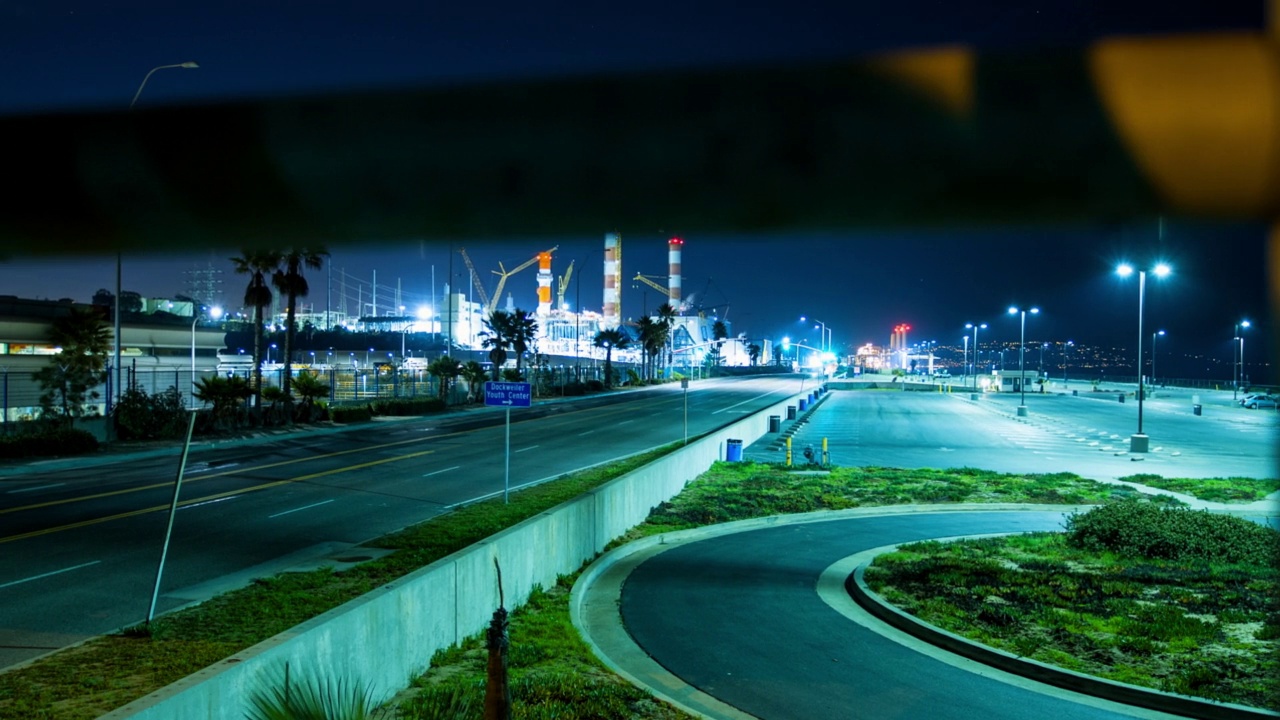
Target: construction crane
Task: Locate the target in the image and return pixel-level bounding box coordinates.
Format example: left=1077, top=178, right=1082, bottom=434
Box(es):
left=488, top=245, right=558, bottom=314
left=457, top=248, right=490, bottom=310
left=556, top=259, right=575, bottom=310
left=633, top=273, right=689, bottom=312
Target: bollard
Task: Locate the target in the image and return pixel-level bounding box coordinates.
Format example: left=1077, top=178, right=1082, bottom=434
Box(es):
left=787, top=405, right=797, bottom=420
left=822, top=437, right=829, bottom=466
left=799, top=398, right=808, bottom=412
left=1193, top=404, right=1202, bottom=416
left=786, top=437, right=792, bottom=466
left=726, top=439, right=743, bottom=462
left=768, top=415, right=781, bottom=433
left=1118, top=393, right=1126, bottom=403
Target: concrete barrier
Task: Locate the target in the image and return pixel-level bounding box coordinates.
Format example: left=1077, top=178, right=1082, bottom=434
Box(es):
left=104, top=390, right=803, bottom=720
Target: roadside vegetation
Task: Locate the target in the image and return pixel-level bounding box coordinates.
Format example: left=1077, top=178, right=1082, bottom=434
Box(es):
left=1115, top=473, right=1280, bottom=503
left=2, top=456, right=1272, bottom=719
left=863, top=502, right=1279, bottom=709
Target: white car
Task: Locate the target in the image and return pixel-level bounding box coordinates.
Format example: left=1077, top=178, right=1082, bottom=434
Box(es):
left=1242, top=394, right=1278, bottom=410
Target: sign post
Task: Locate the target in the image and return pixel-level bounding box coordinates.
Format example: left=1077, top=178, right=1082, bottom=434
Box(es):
left=484, top=381, right=531, bottom=503
left=681, top=377, right=689, bottom=445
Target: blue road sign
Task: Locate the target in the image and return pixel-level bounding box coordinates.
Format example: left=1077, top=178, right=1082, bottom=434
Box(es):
left=484, top=381, right=531, bottom=407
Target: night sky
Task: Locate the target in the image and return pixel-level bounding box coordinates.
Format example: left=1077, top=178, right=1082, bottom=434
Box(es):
left=0, top=2, right=1271, bottom=379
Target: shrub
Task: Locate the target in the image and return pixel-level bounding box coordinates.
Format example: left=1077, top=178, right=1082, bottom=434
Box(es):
left=1065, top=501, right=1279, bottom=567
left=561, top=382, right=586, bottom=396
left=330, top=404, right=374, bottom=423
left=113, top=386, right=189, bottom=440
left=585, top=379, right=604, bottom=392
left=370, top=398, right=447, bottom=416
left=0, top=427, right=99, bottom=459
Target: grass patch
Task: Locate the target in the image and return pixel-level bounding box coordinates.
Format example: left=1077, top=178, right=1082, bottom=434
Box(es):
left=863, top=507, right=1280, bottom=709
left=396, top=575, right=689, bottom=719
left=0, top=444, right=682, bottom=720
left=1117, top=474, right=1280, bottom=503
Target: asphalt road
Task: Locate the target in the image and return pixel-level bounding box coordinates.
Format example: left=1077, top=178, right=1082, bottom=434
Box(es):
left=0, top=374, right=800, bottom=669
left=620, top=511, right=1181, bottom=720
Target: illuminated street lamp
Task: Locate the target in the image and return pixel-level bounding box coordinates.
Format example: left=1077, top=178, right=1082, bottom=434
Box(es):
left=1007, top=306, right=1039, bottom=415
left=1063, top=340, right=1074, bottom=383
left=1116, top=262, right=1171, bottom=452
left=965, top=323, right=986, bottom=389
left=190, top=305, right=223, bottom=409
left=800, top=316, right=830, bottom=353
left=1233, top=320, right=1251, bottom=399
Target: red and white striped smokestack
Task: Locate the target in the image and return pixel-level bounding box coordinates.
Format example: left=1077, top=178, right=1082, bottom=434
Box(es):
left=667, top=236, right=683, bottom=306
left=536, top=250, right=553, bottom=316
left=603, top=232, right=621, bottom=327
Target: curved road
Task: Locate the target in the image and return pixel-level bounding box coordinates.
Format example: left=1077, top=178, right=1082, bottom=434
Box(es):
left=614, top=510, right=1184, bottom=720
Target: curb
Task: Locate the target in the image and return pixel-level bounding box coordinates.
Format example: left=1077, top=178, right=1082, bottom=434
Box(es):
left=847, top=558, right=1279, bottom=720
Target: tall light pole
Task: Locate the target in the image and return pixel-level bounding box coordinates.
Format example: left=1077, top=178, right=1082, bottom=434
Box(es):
left=962, top=334, right=969, bottom=387
left=118, top=61, right=199, bottom=414
left=1116, top=262, right=1171, bottom=452
left=1234, top=320, right=1251, bottom=399
left=801, top=316, right=829, bottom=353
left=1151, top=330, right=1165, bottom=385
left=1063, top=340, right=1073, bottom=383
left=189, top=305, right=223, bottom=409
left=966, top=323, right=986, bottom=390
left=1007, top=306, right=1039, bottom=415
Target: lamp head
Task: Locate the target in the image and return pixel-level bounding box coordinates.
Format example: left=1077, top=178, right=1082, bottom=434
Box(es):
left=1156, top=330, right=1165, bottom=337
left=1115, top=263, right=1134, bottom=278
left=1241, top=320, right=1251, bottom=329
left=209, top=306, right=223, bottom=320
left=1007, top=306, right=1017, bottom=315
left=179, top=61, right=199, bottom=69
left=1153, top=263, right=1171, bottom=278
left=1030, top=307, right=1040, bottom=315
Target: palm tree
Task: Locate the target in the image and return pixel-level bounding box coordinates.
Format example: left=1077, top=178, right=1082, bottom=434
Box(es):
left=481, top=310, right=513, bottom=381
left=593, top=328, right=630, bottom=388
left=507, top=308, right=539, bottom=379
left=290, top=371, right=331, bottom=421
left=193, top=375, right=252, bottom=428
left=34, top=308, right=111, bottom=426
left=231, top=250, right=282, bottom=411
left=709, top=319, right=729, bottom=369
left=748, top=343, right=762, bottom=367
left=460, top=360, right=489, bottom=403
left=428, top=355, right=463, bottom=402
left=655, top=302, right=678, bottom=376
left=635, top=316, right=662, bottom=381
left=271, top=247, right=328, bottom=412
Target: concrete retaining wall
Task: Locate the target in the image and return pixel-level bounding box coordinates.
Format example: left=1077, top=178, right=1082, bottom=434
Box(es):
left=104, top=389, right=803, bottom=719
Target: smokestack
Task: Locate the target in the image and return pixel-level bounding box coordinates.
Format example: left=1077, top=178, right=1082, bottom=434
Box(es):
left=667, top=237, right=683, bottom=307
left=603, top=232, right=621, bottom=327
left=536, top=250, right=553, bottom=316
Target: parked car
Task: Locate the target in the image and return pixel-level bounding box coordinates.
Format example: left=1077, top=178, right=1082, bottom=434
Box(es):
left=1243, top=394, right=1278, bottom=409
left=1239, top=393, right=1272, bottom=407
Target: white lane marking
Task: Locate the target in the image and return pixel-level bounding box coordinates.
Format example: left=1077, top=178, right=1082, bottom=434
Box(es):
left=515, top=446, right=539, bottom=453
left=423, top=466, right=460, bottom=477
left=0, top=560, right=101, bottom=590
left=617, top=420, right=634, bottom=425
left=577, top=431, right=593, bottom=436
left=268, top=499, right=335, bottom=519
left=187, top=462, right=238, bottom=474
left=6, top=483, right=65, bottom=494
left=181, top=496, right=239, bottom=511
left=712, top=388, right=788, bottom=415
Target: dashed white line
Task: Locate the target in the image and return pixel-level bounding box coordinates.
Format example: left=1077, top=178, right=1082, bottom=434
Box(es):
left=515, top=446, right=539, bottom=453
left=423, top=466, right=460, bottom=477
left=0, top=560, right=101, bottom=590
left=6, top=483, right=65, bottom=494
left=181, top=496, right=239, bottom=511
left=268, top=499, right=335, bottom=519
left=577, top=431, right=594, bottom=436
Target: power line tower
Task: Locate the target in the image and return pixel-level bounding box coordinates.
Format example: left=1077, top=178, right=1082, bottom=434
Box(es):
left=184, top=261, right=224, bottom=307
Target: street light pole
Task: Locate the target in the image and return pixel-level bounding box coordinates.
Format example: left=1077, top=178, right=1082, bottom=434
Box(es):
left=189, top=306, right=223, bottom=409
left=1234, top=320, right=1251, bottom=400
left=1151, top=330, right=1165, bottom=386
left=119, top=61, right=199, bottom=414
left=1064, top=340, right=1073, bottom=383
left=1007, top=307, right=1038, bottom=415
left=801, top=316, right=828, bottom=353
left=966, top=322, right=986, bottom=391
left=1116, top=262, right=1170, bottom=452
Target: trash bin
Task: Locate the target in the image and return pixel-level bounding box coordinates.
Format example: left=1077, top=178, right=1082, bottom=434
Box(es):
left=768, top=415, right=781, bottom=433
left=1118, top=393, right=1126, bottom=403
left=787, top=405, right=797, bottom=420
left=726, top=438, right=743, bottom=462
left=799, top=398, right=808, bottom=412
left=1192, top=404, right=1202, bottom=416
left=1072, top=389, right=1078, bottom=396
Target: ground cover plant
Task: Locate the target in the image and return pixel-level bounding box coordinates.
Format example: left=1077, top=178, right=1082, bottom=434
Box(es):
left=863, top=502, right=1279, bottom=709
left=1116, top=473, right=1280, bottom=503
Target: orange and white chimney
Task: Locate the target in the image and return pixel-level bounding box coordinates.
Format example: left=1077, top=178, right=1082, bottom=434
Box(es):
left=603, top=232, right=621, bottom=327
left=536, top=250, right=553, bottom=316
left=667, top=236, right=683, bottom=306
